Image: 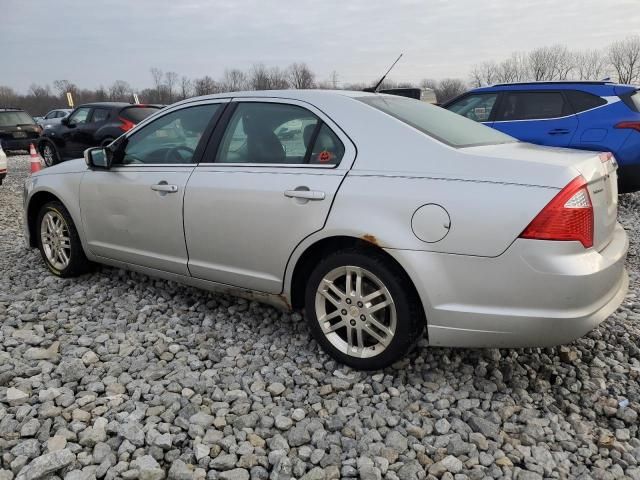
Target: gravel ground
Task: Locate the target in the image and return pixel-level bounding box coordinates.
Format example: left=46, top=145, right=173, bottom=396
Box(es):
left=1, top=154, right=640, bottom=480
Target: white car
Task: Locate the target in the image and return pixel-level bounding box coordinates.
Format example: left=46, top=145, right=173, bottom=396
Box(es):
left=37, top=109, right=73, bottom=130
left=23, top=90, right=628, bottom=369
left=0, top=143, right=7, bottom=185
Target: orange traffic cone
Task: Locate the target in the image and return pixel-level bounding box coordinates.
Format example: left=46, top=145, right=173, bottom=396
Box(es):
left=29, top=143, right=42, bottom=173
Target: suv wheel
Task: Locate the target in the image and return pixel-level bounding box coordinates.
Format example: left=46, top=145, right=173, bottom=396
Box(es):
left=40, top=141, right=59, bottom=167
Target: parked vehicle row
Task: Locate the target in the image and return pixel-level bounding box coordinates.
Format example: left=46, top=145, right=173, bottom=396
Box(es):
left=36, top=108, right=73, bottom=129
left=443, top=81, right=640, bottom=193
left=23, top=90, right=628, bottom=369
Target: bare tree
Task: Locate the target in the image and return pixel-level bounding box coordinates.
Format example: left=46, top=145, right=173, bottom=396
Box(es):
left=28, top=84, right=51, bottom=98
left=165, top=71, right=179, bottom=103
left=269, top=67, right=289, bottom=89
left=432, top=78, right=467, bottom=103
left=470, top=61, right=498, bottom=87
left=179, top=76, right=192, bottom=100
left=220, top=69, right=248, bottom=92
left=330, top=71, right=339, bottom=89
left=149, top=68, right=164, bottom=102
left=193, top=76, right=219, bottom=96
left=52, top=80, right=78, bottom=98
left=248, top=64, right=270, bottom=90
left=108, top=80, right=132, bottom=101
left=288, top=62, right=315, bottom=89
left=609, top=35, right=640, bottom=84
left=574, top=50, right=609, bottom=80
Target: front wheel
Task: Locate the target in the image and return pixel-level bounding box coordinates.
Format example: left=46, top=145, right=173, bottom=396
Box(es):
left=40, top=141, right=60, bottom=167
left=304, top=248, right=424, bottom=370
left=37, top=201, right=92, bottom=277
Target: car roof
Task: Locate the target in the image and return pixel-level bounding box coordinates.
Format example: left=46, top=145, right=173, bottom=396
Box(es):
left=76, top=102, right=161, bottom=109
left=469, top=81, right=637, bottom=96
left=0, top=107, right=26, bottom=112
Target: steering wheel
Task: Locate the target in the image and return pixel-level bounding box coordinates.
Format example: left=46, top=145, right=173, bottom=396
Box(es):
left=164, top=145, right=195, bottom=163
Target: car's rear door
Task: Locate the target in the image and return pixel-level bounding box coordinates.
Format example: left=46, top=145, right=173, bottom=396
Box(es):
left=492, top=90, right=579, bottom=147
left=79, top=100, right=227, bottom=275
left=183, top=98, right=355, bottom=293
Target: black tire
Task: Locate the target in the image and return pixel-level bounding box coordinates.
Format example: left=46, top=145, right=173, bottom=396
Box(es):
left=304, top=247, right=424, bottom=370
left=39, top=141, right=60, bottom=167
left=36, top=201, right=92, bottom=277
left=101, top=137, right=115, bottom=147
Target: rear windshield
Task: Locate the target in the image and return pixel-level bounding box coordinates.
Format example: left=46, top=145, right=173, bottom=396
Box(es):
left=0, top=111, right=35, bottom=127
left=357, top=95, right=515, bottom=148
left=120, top=106, right=161, bottom=123
left=621, top=90, right=640, bottom=112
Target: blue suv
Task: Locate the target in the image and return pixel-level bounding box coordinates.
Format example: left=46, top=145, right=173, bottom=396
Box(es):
left=443, top=81, right=640, bottom=193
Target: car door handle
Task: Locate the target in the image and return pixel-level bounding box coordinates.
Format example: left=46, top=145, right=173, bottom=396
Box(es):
left=284, top=189, right=325, bottom=200
left=151, top=183, right=178, bottom=193
left=548, top=128, right=570, bottom=135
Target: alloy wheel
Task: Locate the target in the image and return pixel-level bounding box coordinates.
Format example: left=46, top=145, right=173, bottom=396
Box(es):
left=40, top=210, right=71, bottom=271
left=315, top=265, right=397, bottom=358
left=42, top=144, right=55, bottom=166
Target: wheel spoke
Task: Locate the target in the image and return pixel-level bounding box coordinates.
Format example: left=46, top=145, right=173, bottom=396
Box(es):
left=318, top=309, right=341, bottom=323
left=355, top=327, right=365, bottom=351
left=363, top=324, right=391, bottom=347
left=367, top=314, right=394, bottom=337
left=58, top=248, right=69, bottom=265
left=363, top=289, right=384, bottom=304
left=368, top=298, right=392, bottom=315
left=320, top=279, right=344, bottom=305
left=323, top=319, right=346, bottom=333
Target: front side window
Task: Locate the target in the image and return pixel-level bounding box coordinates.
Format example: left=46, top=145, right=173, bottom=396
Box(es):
left=45, top=111, right=57, bottom=120
left=495, top=92, right=570, bottom=121
left=446, top=93, right=498, bottom=122
left=68, top=107, right=91, bottom=125
left=91, top=108, right=109, bottom=123
left=216, top=102, right=344, bottom=165
left=118, top=104, right=219, bottom=165
left=358, top=95, right=515, bottom=148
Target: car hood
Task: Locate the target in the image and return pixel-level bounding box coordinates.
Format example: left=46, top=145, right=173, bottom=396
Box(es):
left=34, top=158, right=87, bottom=176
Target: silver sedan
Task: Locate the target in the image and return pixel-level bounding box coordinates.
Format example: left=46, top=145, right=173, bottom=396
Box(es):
left=23, top=90, right=628, bottom=370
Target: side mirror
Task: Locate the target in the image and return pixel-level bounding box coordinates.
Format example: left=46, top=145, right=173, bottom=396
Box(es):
left=84, top=147, right=112, bottom=169
left=61, top=117, right=70, bottom=126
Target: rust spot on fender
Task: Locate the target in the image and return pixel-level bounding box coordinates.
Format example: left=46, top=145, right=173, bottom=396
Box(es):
left=278, top=294, right=293, bottom=311
left=361, top=234, right=380, bottom=246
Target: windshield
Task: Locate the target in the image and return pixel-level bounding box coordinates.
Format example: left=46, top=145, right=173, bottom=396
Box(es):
left=0, top=111, right=35, bottom=126
left=357, top=95, right=515, bottom=148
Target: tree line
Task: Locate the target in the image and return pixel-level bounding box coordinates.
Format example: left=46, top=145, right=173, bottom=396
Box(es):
left=1, top=35, right=638, bottom=116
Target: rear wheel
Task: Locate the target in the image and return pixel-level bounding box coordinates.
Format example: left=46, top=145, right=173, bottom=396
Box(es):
left=37, top=201, right=91, bottom=277
left=40, top=141, right=59, bottom=167
left=304, top=248, right=424, bottom=370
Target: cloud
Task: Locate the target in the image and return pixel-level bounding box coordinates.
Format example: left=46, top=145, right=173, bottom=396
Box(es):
left=1, top=0, right=639, bottom=91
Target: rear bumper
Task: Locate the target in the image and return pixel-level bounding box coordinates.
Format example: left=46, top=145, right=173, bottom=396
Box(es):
left=386, top=223, right=629, bottom=348
left=0, top=137, right=38, bottom=151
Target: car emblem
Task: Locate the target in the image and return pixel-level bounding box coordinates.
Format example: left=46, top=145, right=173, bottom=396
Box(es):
left=16, top=126, right=21, bottom=130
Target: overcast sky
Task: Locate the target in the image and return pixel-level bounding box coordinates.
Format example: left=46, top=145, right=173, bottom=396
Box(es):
left=3, top=0, right=639, bottom=92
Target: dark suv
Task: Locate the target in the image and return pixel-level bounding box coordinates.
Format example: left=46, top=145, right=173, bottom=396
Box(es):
left=38, top=102, right=162, bottom=165
left=0, top=108, right=42, bottom=152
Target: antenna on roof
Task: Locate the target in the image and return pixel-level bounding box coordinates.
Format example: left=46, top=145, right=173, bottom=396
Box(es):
left=368, top=54, right=403, bottom=93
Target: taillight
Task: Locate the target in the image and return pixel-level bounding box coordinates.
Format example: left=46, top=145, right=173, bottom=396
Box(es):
left=520, top=176, right=594, bottom=248
left=614, top=121, right=640, bottom=132
left=118, top=117, right=135, bottom=132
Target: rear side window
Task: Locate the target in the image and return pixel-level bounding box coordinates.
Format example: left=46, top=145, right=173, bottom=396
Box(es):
left=565, top=90, right=607, bottom=113
left=91, top=108, right=109, bottom=123
left=358, top=95, right=514, bottom=148
left=495, top=92, right=571, bottom=121
left=0, top=111, right=35, bottom=126
left=621, top=90, right=640, bottom=112
left=120, top=106, right=161, bottom=123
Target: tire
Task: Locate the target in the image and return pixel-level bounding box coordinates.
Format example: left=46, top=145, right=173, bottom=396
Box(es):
left=304, top=248, right=424, bottom=370
left=39, top=141, right=60, bottom=167
left=37, top=201, right=92, bottom=277
left=101, top=137, right=115, bottom=148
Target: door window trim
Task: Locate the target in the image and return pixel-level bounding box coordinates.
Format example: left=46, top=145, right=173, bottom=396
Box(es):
left=197, top=98, right=354, bottom=170
left=492, top=90, right=575, bottom=123
left=110, top=100, right=230, bottom=169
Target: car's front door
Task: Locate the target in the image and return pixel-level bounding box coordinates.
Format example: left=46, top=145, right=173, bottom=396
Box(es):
left=492, top=91, right=579, bottom=147
left=79, top=101, right=226, bottom=275
left=183, top=99, right=356, bottom=293
left=70, top=107, right=110, bottom=152
left=60, top=107, right=92, bottom=158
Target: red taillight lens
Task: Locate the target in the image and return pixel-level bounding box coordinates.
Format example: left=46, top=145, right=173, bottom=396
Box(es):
left=118, top=117, right=135, bottom=132
left=520, top=176, right=594, bottom=248
left=614, top=121, right=640, bottom=132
